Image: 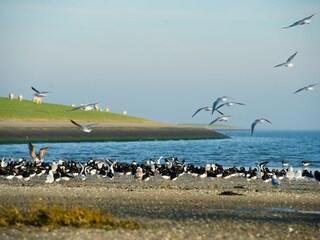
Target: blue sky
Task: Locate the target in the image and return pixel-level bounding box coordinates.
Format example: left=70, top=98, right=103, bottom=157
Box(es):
left=1, top=1, right=320, bottom=129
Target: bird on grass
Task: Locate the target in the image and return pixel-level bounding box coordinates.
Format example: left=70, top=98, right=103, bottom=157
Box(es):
left=251, top=118, right=272, bottom=136
left=70, top=120, right=98, bottom=133
left=274, top=51, right=298, bottom=68
left=282, top=14, right=314, bottom=29
left=31, top=87, right=51, bottom=97
left=294, top=83, right=318, bottom=94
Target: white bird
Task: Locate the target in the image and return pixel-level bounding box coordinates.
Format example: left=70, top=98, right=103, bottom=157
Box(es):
left=31, top=87, right=51, bottom=97
left=282, top=14, right=314, bottom=29
left=274, top=51, right=298, bottom=68
left=215, top=101, right=245, bottom=111
left=209, top=115, right=231, bottom=125
left=250, top=118, right=272, bottom=136
left=294, top=83, right=318, bottom=94
left=211, top=96, right=232, bottom=114
left=66, top=102, right=100, bottom=112
left=45, top=170, right=55, bottom=184
left=70, top=120, right=98, bottom=133
left=192, top=106, right=223, bottom=117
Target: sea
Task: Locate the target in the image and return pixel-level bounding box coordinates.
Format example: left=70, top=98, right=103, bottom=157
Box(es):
left=1, top=130, right=319, bottom=171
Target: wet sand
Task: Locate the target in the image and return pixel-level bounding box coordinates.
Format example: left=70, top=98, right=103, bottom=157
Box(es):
left=0, top=174, right=320, bottom=240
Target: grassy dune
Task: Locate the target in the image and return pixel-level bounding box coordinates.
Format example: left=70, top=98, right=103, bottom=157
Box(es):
left=0, top=97, right=152, bottom=123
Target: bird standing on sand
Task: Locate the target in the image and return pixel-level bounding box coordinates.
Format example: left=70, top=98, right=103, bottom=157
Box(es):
left=31, top=87, right=51, bottom=97
left=28, top=142, right=48, bottom=165
left=282, top=14, right=314, bottom=29
left=250, top=118, right=272, bottom=136
left=274, top=51, right=298, bottom=68
left=294, top=83, right=318, bottom=94
left=70, top=120, right=98, bottom=133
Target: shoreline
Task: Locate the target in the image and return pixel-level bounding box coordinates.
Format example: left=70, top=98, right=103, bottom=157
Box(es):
left=0, top=121, right=228, bottom=143
left=0, top=175, right=320, bottom=239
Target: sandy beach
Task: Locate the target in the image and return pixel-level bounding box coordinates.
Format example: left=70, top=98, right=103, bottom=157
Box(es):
left=0, top=174, right=319, bottom=240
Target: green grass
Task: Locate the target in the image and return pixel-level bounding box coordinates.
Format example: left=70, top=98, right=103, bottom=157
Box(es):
left=0, top=205, right=140, bottom=230
left=0, top=97, right=153, bottom=123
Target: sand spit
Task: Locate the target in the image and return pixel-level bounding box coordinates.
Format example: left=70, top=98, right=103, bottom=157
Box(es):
left=0, top=175, right=319, bottom=240
left=0, top=122, right=227, bottom=143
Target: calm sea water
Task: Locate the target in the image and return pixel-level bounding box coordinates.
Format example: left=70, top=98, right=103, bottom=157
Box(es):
left=1, top=130, right=319, bottom=171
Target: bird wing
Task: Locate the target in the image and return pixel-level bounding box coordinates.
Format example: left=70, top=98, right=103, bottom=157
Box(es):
left=66, top=105, right=83, bottom=112
left=31, top=87, right=40, bottom=93
left=85, top=123, right=99, bottom=128
left=286, top=51, right=297, bottom=63
left=70, top=120, right=82, bottom=127
left=263, top=118, right=272, bottom=124
left=294, top=86, right=306, bottom=94
left=274, top=62, right=285, bottom=68
left=192, top=107, right=205, bottom=117
left=28, top=142, right=37, bottom=159
left=209, top=117, right=221, bottom=125
left=302, top=14, right=314, bottom=21
left=39, top=147, right=49, bottom=159
left=282, top=21, right=301, bottom=29
left=250, top=121, right=258, bottom=136
left=211, top=99, right=221, bottom=114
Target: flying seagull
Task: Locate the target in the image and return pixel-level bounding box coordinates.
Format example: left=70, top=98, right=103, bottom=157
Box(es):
left=215, top=101, right=245, bottom=111
left=211, top=96, right=231, bottom=114
left=282, top=14, right=314, bottom=29
left=250, top=118, right=272, bottom=136
left=70, top=120, right=98, bottom=133
left=66, top=102, right=100, bottom=112
left=31, top=87, right=51, bottom=97
left=192, top=106, right=223, bottom=117
left=28, top=142, right=49, bottom=164
left=294, top=83, right=319, bottom=94
left=274, top=51, right=298, bottom=68
left=209, top=115, right=231, bottom=125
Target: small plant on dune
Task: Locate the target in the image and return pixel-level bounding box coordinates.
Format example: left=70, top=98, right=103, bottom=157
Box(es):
left=0, top=204, right=139, bottom=230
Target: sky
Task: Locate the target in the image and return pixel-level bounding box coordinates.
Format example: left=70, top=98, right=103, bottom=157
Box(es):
left=1, top=0, right=320, bottom=130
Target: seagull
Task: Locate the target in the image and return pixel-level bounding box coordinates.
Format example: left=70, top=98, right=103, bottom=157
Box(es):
left=70, top=120, right=98, bottom=133
left=192, top=106, right=223, bottom=117
left=209, top=115, right=231, bottom=125
left=282, top=14, right=314, bottom=29
left=28, top=142, right=49, bottom=164
left=250, top=118, right=272, bottom=136
left=211, top=96, right=231, bottom=114
left=294, top=83, right=318, bottom=94
left=215, top=101, right=245, bottom=111
left=274, top=51, right=298, bottom=68
left=31, top=87, right=51, bottom=97
left=66, top=102, right=100, bottom=112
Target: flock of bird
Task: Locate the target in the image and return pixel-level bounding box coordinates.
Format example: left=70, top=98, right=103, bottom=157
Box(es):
left=192, top=14, right=318, bottom=135
left=0, top=143, right=319, bottom=186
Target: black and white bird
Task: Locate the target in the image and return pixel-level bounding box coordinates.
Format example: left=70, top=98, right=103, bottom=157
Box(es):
left=28, top=142, right=49, bottom=165
left=294, top=83, right=318, bottom=94
left=209, top=115, right=231, bottom=125
left=70, top=120, right=98, bottom=133
left=192, top=106, right=223, bottom=117
left=66, top=103, right=100, bottom=112
left=31, top=87, right=51, bottom=97
left=211, top=96, right=231, bottom=115
left=282, top=14, right=314, bottom=29
left=250, top=118, right=272, bottom=136
left=274, top=51, right=298, bottom=68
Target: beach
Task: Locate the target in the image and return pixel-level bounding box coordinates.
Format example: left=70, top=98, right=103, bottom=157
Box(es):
left=1, top=174, right=319, bottom=240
